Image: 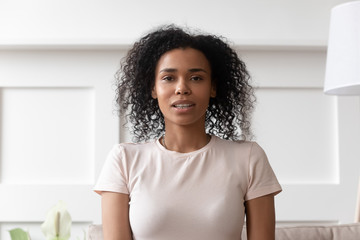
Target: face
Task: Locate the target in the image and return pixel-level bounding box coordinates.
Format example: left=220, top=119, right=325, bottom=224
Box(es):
left=152, top=47, right=216, bottom=128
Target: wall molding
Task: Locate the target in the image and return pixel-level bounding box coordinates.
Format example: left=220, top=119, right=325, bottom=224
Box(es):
left=0, top=39, right=327, bottom=51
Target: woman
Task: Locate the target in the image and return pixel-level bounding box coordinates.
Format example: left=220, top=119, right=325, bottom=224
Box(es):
left=94, top=25, right=282, bottom=240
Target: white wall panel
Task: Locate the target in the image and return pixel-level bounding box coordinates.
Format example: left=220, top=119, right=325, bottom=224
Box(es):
left=0, top=87, right=94, bottom=184
left=0, top=50, right=123, bottom=239
left=241, top=50, right=327, bottom=87
left=244, top=48, right=360, bottom=223
left=253, top=88, right=338, bottom=184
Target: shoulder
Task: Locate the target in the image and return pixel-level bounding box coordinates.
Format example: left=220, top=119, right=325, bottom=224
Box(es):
left=108, top=140, right=158, bottom=158
left=213, top=137, right=269, bottom=165
left=213, top=136, right=262, bottom=154
left=116, top=139, right=157, bottom=150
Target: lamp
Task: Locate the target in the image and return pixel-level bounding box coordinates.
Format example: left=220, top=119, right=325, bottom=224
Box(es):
left=324, top=1, right=360, bottom=95
left=324, top=1, right=360, bottom=222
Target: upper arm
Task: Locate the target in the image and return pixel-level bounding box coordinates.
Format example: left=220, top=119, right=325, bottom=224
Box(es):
left=101, top=191, right=132, bottom=240
left=245, top=194, right=276, bottom=240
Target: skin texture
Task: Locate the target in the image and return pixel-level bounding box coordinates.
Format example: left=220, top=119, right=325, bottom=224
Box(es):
left=101, top=47, right=276, bottom=240
left=245, top=194, right=276, bottom=240
left=152, top=48, right=216, bottom=127
left=101, top=192, right=132, bottom=240
left=151, top=48, right=216, bottom=153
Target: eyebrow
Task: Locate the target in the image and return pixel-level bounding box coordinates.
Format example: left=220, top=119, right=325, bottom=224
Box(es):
left=159, top=68, right=208, bottom=73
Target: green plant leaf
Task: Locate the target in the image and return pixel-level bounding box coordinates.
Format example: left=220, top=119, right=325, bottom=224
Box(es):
left=8, top=228, right=30, bottom=240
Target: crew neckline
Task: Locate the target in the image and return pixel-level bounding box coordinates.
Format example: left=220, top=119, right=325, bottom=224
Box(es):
left=155, top=135, right=216, bottom=157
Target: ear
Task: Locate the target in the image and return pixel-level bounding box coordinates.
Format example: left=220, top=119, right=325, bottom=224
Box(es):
left=210, top=83, right=216, bottom=98
left=151, top=87, right=157, bottom=99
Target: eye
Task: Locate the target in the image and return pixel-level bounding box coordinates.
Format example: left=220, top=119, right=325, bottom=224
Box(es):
left=190, top=76, right=203, bottom=81
left=161, top=76, right=174, bottom=81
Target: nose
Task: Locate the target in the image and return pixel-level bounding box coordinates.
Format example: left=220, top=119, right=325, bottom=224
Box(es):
left=175, top=80, right=191, bottom=95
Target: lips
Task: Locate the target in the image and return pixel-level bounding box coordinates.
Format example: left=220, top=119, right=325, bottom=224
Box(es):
left=171, top=100, right=195, bottom=109
left=173, top=104, right=194, bottom=109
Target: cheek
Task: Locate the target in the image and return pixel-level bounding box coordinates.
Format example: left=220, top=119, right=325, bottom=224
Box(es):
left=154, top=86, right=171, bottom=99
left=154, top=90, right=169, bottom=107
left=196, top=88, right=214, bottom=102
left=156, top=98, right=169, bottom=116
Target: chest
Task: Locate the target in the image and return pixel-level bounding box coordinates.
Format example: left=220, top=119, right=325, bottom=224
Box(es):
left=127, top=153, right=248, bottom=239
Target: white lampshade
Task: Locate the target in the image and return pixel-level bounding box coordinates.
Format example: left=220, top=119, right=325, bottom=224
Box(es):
left=324, top=1, right=360, bottom=95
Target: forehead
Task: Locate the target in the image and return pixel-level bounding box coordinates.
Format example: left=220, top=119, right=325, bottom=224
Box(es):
left=156, top=48, right=211, bottom=72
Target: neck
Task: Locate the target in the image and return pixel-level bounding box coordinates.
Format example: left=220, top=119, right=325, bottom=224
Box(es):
left=162, top=125, right=210, bottom=153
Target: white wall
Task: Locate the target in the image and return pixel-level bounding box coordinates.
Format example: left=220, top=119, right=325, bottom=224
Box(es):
left=0, top=0, right=350, bottom=46
left=1, top=0, right=360, bottom=239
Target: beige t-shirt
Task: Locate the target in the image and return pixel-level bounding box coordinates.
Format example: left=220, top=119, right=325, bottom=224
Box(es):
left=94, top=135, right=282, bottom=240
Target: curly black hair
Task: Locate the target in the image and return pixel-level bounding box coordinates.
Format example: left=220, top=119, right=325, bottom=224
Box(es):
left=115, top=25, right=255, bottom=142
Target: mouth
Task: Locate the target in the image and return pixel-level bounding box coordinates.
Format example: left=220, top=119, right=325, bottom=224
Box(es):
left=172, top=103, right=195, bottom=109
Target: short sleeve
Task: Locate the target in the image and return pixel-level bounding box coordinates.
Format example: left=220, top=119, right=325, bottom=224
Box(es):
left=93, top=145, right=129, bottom=195
left=245, top=142, right=282, bottom=201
